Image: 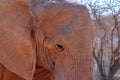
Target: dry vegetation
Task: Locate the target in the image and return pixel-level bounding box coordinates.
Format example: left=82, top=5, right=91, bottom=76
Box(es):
left=84, top=0, right=120, bottom=80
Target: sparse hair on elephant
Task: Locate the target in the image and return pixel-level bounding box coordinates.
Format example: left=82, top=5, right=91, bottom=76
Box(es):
left=0, top=0, right=94, bottom=80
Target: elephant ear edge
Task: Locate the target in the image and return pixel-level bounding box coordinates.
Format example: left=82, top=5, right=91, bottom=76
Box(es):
left=0, top=1, right=36, bottom=80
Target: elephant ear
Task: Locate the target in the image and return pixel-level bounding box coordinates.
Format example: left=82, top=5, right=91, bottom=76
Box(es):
left=0, top=1, right=36, bottom=80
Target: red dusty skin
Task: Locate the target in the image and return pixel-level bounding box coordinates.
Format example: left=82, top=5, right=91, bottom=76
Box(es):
left=0, top=0, right=94, bottom=80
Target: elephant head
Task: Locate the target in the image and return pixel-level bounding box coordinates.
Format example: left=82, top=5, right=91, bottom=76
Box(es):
left=0, top=0, right=94, bottom=80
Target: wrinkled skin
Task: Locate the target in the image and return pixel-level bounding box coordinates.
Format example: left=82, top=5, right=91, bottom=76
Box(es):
left=0, top=0, right=94, bottom=80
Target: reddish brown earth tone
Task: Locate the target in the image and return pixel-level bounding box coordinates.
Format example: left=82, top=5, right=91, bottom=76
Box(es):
left=0, top=0, right=94, bottom=80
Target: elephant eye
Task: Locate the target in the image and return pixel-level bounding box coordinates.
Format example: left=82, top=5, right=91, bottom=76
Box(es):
left=56, top=43, right=64, bottom=52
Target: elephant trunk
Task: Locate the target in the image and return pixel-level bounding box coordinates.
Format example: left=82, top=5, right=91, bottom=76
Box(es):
left=55, top=49, right=93, bottom=80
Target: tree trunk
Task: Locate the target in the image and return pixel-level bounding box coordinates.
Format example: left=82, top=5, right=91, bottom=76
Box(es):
left=108, top=72, right=114, bottom=80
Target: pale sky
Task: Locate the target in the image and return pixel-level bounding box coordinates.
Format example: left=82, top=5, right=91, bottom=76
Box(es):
left=67, top=0, right=120, bottom=16
left=66, top=0, right=119, bottom=4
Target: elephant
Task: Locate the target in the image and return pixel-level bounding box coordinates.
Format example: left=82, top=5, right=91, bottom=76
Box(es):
left=0, top=0, right=94, bottom=80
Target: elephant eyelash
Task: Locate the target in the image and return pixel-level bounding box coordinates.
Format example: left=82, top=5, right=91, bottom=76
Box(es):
left=56, top=43, right=64, bottom=52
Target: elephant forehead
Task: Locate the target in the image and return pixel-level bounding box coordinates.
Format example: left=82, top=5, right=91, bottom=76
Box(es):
left=41, top=15, right=89, bottom=39
left=42, top=10, right=73, bottom=34
left=40, top=9, right=80, bottom=36
left=37, top=3, right=92, bottom=38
